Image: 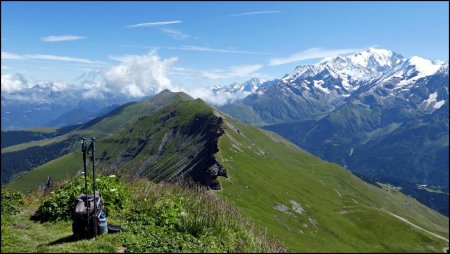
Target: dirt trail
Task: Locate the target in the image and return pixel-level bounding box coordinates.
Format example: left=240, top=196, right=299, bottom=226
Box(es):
left=384, top=211, right=449, bottom=243
left=370, top=207, right=449, bottom=243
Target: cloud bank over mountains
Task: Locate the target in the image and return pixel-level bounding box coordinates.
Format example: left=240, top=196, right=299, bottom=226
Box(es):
left=7, top=47, right=444, bottom=107
left=2, top=52, right=183, bottom=102
left=1, top=50, right=265, bottom=106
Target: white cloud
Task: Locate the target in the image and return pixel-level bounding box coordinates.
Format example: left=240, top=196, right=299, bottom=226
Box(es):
left=228, top=64, right=264, bottom=77
left=169, top=45, right=266, bottom=55
left=199, top=64, right=264, bottom=80
left=1, top=51, right=25, bottom=60
left=48, top=81, right=69, bottom=92
left=2, top=51, right=104, bottom=64
left=187, top=86, right=253, bottom=106
left=41, top=35, right=86, bottom=42
left=1, top=73, right=29, bottom=93
left=104, top=52, right=181, bottom=97
left=127, top=20, right=182, bottom=28
left=188, top=87, right=229, bottom=105
left=269, top=47, right=363, bottom=66
left=2, top=51, right=265, bottom=105
left=2, top=52, right=181, bottom=100
left=226, top=11, right=281, bottom=17
left=25, top=54, right=103, bottom=64
left=160, top=28, right=190, bottom=40
left=169, top=63, right=265, bottom=86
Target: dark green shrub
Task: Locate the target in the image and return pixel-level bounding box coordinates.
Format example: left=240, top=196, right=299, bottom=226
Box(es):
left=32, top=174, right=129, bottom=222
left=1, top=188, right=24, bottom=216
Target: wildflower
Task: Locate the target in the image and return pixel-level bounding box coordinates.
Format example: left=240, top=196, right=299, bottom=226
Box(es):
left=110, top=188, right=117, bottom=192
left=109, top=175, right=116, bottom=178
left=180, top=211, right=187, bottom=217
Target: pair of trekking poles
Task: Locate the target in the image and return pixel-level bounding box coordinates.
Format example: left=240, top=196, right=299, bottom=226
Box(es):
left=80, top=137, right=97, bottom=238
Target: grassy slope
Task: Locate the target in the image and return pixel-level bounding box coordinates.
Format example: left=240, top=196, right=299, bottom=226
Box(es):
left=2, top=179, right=285, bottom=253
left=214, top=111, right=448, bottom=252
left=7, top=96, right=216, bottom=193
left=2, top=91, right=195, bottom=187
left=98, top=98, right=214, bottom=180
left=1, top=205, right=119, bottom=253
left=2, top=135, right=69, bottom=153
left=6, top=93, right=449, bottom=252
left=2, top=90, right=192, bottom=153
left=7, top=152, right=83, bottom=193
left=25, top=127, right=57, bottom=133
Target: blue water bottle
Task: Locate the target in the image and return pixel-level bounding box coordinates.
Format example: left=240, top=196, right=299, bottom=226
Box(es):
left=98, top=212, right=108, bottom=234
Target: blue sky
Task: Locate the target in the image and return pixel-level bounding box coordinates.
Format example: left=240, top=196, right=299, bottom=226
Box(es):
left=1, top=1, right=449, bottom=92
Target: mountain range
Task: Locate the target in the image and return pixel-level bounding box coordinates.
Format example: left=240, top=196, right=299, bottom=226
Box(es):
left=218, top=48, right=449, bottom=215
left=220, top=48, right=447, bottom=123
left=2, top=48, right=448, bottom=216
left=2, top=90, right=448, bottom=252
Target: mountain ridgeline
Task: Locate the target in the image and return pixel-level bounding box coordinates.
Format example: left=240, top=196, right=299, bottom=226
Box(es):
left=95, top=98, right=227, bottom=189
left=1, top=91, right=192, bottom=184
left=219, top=48, right=449, bottom=215
left=3, top=90, right=449, bottom=252
left=3, top=91, right=227, bottom=189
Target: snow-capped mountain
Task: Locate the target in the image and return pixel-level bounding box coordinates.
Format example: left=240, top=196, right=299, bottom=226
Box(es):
left=278, top=47, right=447, bottom=101
left=220, top=48, right=448, bottom=124
left=368, top=55, right=446, bottom=94
left=209, top=77, right=278, bottom=105
left=210, top=77, right=266, bottom=94
left=281, top=48, right=404, bottom=94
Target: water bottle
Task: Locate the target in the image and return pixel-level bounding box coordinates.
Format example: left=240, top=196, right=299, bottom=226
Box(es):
left=98, top=212, right=108, bottom=234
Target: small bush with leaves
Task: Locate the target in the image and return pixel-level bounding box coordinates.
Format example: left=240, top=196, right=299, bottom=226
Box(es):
left=1, top=188, right=24, bottom=216
left=32, top=174, right=129, bottom=222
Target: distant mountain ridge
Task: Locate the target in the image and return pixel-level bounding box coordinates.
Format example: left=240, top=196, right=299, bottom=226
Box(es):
left=220, top=48, right=448, bottom=124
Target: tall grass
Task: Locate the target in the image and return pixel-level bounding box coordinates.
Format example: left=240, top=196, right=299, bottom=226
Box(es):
left=125, top=179, right=287, bottom=253
left=2, top=176, right=287, bottom=253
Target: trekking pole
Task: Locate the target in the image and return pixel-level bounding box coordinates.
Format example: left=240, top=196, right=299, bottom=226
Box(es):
left=90, top=137, right=97, bottom=238
left=81, top=137, right=90, bottom=238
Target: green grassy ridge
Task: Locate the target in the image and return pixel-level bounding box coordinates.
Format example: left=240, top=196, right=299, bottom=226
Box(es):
left=1, top=124, right=82, bottom=152
left=214, top=111, right=448, bottom=252
left=2, top=90, right=192, bottom=154
left=2, top=134, right=70, bottom=153
left=6, top=91, right=449, bottom=252
left=2, top=178, right=285, bottom=253
left=24, top=127, right=57, bottom=133
left=7, top=152, right=83, bottom=193
left=86, top=98, right=223, bottom=187
left=1, top=128, right=55, bottom=149
left=7, top=97, right=221, bottom=192
left=2, top=91, right=195, bottom=186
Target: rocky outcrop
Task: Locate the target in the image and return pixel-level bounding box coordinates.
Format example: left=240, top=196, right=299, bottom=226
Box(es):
left=100, top=104, right=228, bottom=190
left=170, top=113, right=227, bottom=190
